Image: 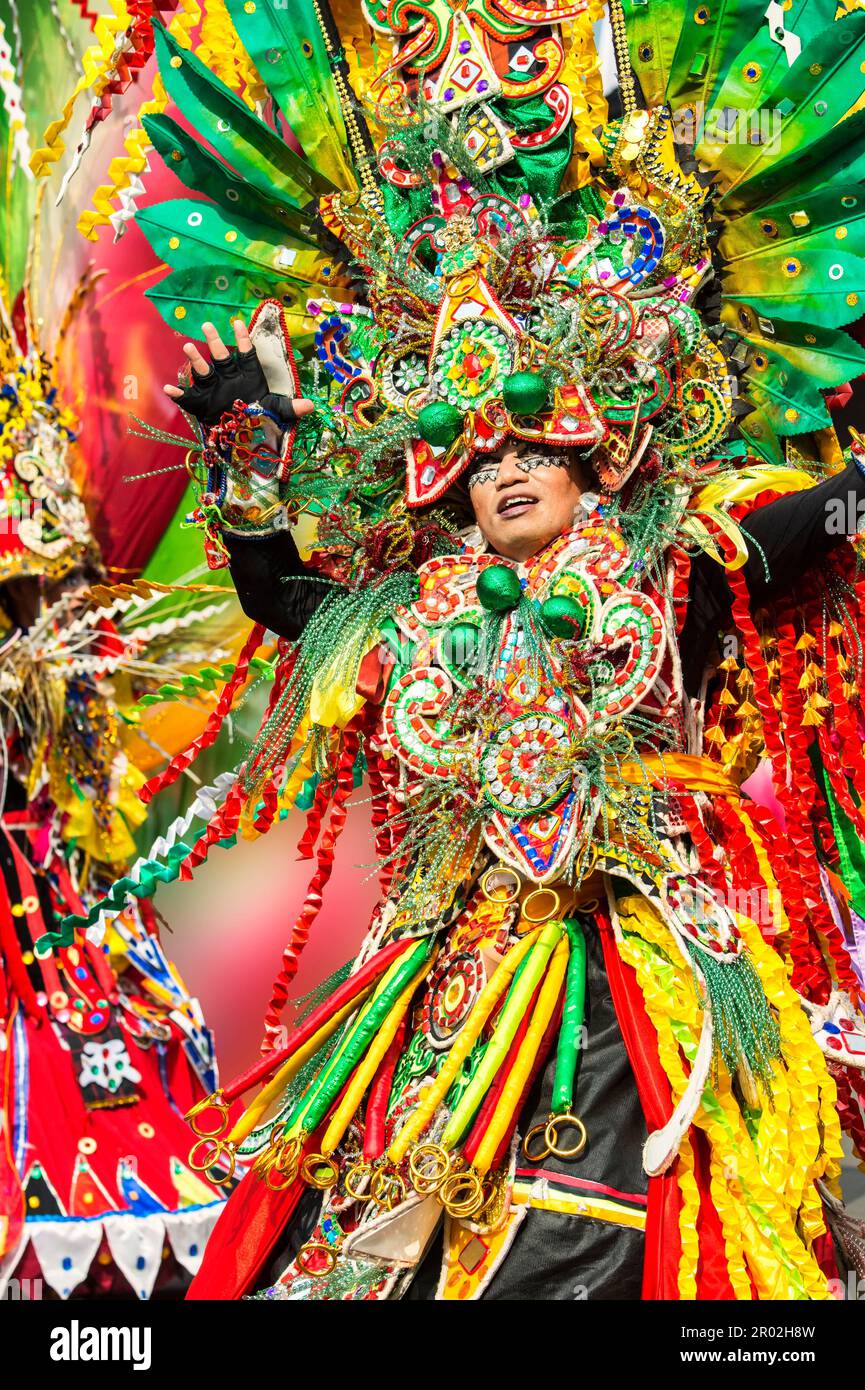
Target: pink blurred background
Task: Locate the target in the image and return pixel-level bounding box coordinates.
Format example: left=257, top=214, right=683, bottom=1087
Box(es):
left=157, top=802, right=378, bottom=1080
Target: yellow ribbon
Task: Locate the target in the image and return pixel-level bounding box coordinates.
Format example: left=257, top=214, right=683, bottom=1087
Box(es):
left=685, top=465, right=816, bottom=570
left=473, top=935, right=570, bottom=1174
left=616, top=751, right=741, bottom=797
left=387, top=927, right=542, bottom=1165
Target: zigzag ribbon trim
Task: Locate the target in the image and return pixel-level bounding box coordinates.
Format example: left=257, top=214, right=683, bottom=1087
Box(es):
left=138, top=622, right=265, bottom=804
left=78, top=0, right=203, bottom=241
left=69, top=0, right=102, bottom=26
left=35, top=770, right=238, bottom=954
left=31, top=1, right=135, bottom=180
left=87, top=577, right=230, bottom=606
left=134, top=653, right=274, bottom=708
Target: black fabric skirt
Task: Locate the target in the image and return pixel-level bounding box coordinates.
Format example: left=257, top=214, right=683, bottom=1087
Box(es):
left=256, top=913, right=649, bottom=1300
left=407, top=914, right=648, bottom=1300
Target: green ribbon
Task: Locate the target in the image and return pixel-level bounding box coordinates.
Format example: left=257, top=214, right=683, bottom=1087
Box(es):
left=551, top=919, right=587, bottom=1114
left=441, top=920, right=564, bottom=1150
left=288, top=936, right=434, bottom=1135
left=35, top=836, right=237, bottom=957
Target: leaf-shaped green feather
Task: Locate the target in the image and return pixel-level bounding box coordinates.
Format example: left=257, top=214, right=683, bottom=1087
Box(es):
left=737, top=409, right=784, bottom=463
left=719, top=185, right=865, bottom=261
left=143, top=113, right=316, bottom=243
left=723, top=310, right=865, bottom=435
left=691, top=0, right=834, bottom=150
left=724, top=309, right=865, bottom=387
left=703, top=12, right=865, bottom=187
left=744, top=378, right=832, bottom=436
left=723, top=246, right=865, bottom=329
left=152, top=21, right=336, bottom=207
left=222, top=0, right=354, bottom=190
left=621, top=0, right=684, bottom=110
left=146, top=265, right=319, bottom=341
left=137, top=199, right=349, bottom=291
left=719, top=104, right=865, bottom=212
left=665, top=0, right=764, bottom=114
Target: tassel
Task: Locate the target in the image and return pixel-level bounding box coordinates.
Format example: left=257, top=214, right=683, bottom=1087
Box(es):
left=688, top=945, right=781, bottom=1096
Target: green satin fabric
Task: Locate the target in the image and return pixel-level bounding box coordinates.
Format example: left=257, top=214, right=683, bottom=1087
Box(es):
left=822, top=767, right=865, bottom=920
left=491, top=95, right=574, bottom=205
left=552, top=918, right=587, bottom=1113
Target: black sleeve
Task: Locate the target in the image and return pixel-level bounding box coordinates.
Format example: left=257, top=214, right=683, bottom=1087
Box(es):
left=740, top=459, right=865, bottom=601
left=225, top=529, right=338, bottom=641
left=680, top=461, right=865, bottom=697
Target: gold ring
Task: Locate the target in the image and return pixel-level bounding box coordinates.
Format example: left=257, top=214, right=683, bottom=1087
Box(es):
left=509, top=413, right=546, bottom=437
left=544, top=1112, right=587, bottom=1160
left=480, top=864, right=521, bottom=905
left=409, top=1142, right=451, bottom=1194
left=345, top=1161, right=373, bottom=1201
left=370, top=1167, right=406, bottom=1211
left=185, top=1090, right=229, bottom=1139
left=264, top=1159, right=298, bottom=1191
left=447, top=269, right=480, bottom=298
left=274, top=1135, right=302, bottom=1170
left=301, top=1153, right=339, bottom=1190
left=522, top=1122, right=552, bottom=1164
left=478, top=397, right=508, bottom=432
left=521, top=888, right=562, bottom=924
left=439, top=1170, right=485, bottom=1219
left=296, top=1242, right=338, bottom=1279
left=477, top=1177, right=497, bottom=1215
left=188, top=1137, right=236, bottom=1184
left=257, top=1134, right=302, bottom=1189
left=403, top=387, right=427, bottom=421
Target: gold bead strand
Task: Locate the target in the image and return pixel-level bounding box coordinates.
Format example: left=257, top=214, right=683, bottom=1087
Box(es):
left=312, top=0, right=384, bottom=213
left=608, top=0, right=638, bottom=119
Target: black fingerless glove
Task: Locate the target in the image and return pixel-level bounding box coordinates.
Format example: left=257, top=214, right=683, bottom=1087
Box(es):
left=174, top=346, right=304, bottom=432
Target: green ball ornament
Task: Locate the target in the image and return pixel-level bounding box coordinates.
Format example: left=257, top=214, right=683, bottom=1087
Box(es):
left=539, top=594, right=585, bottom=640
left=442, top=620, right=482, bottom=672
left=477, top=564, right=522, bottom=613
left=502, top=370, right=550, bottom=417
left=417, top=401, right=463, bottom=449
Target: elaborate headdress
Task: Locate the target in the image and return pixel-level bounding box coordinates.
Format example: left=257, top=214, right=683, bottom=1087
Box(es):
left=101, top=0, right=865, bottom=545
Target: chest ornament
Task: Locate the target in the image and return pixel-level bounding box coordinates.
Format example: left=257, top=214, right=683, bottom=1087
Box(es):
left=382, top=520, right=667, bottom=882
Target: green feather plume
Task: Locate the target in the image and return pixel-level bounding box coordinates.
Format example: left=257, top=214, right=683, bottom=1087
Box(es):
left=222, top=0, right=355, bottom=190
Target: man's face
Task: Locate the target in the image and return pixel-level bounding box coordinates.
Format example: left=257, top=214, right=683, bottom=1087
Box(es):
left=468, top=444, right=585, bottom=562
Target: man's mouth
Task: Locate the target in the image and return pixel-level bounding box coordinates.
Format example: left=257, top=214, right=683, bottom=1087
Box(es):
left=497, top=494, right=539, bottom=519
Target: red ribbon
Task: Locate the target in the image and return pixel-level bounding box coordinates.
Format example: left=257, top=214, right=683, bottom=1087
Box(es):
left=260, top=720, right=362, bottom=1053
left=363, top=1013, right=408, bottom=1162
left=140, top=622, right=266, bottom=806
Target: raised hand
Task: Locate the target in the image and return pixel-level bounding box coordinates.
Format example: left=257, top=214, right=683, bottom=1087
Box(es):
left=163, top=319, right=314, bottom=431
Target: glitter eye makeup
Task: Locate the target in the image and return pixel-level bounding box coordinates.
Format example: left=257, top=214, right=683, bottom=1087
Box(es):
left=467, top=464, right=500, bottom=490
left=467, top=452, right=571, bottom=489
left=515, top=453, right=571, bottom=475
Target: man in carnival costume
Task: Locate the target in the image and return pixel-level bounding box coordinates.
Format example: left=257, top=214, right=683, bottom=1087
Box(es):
left=47, top=0, right=865, bottom=1298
